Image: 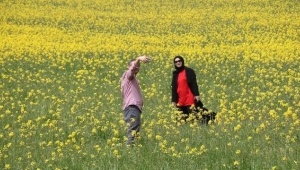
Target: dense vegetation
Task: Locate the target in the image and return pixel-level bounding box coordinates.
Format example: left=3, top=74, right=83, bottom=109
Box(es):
left=0, top=0, right=299, bottom=169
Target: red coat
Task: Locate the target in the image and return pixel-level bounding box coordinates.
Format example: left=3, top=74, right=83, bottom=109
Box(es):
left=177, top=69, right=195, bottom=106
left=171, top=67, right=200, bottom=105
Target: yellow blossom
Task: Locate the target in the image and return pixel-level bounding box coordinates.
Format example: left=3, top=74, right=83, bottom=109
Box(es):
left=234, top=161, right=239, bottom=166
left=155, top=135, right=162, bottom=140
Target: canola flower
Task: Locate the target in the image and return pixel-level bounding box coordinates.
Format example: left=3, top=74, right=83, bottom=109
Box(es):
left=0, top=0, right=299, bottom=169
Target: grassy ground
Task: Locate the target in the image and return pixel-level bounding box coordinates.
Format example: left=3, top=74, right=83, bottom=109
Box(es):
left=0, top=0, right=299, bottom=169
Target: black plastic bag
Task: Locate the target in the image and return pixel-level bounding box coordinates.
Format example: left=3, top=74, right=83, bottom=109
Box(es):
left=193, top=100, right=217, bottom=125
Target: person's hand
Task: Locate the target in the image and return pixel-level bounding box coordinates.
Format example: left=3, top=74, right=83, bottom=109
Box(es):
left=138, top=56, right=152, bottom=63
left=172, top=102, right=177, bottom=108
left=194, top=96, right=200, bottom=101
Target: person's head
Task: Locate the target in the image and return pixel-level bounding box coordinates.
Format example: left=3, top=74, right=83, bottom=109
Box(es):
left=173, top=55, right=185, bottom=71
left=128, top=59, right=140, bottom=74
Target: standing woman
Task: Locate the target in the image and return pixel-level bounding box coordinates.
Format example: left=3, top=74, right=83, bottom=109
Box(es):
left=171, top=56, right=200, bottom=121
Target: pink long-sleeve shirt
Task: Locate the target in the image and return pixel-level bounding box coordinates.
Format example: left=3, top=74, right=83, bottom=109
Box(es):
left=121, top=63, right=143, bottom=111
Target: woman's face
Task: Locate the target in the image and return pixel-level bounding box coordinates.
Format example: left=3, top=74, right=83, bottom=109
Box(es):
left=174, top=58, right=182, bottom=67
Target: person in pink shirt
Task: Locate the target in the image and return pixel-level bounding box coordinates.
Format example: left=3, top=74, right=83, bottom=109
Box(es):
left=121, top=56, right=152, bottom=145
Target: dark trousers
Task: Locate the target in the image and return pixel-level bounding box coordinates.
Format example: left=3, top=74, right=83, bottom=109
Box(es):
left=123, top=105, right=141, bottom=144
left=177, top=106, right=192, bottom=121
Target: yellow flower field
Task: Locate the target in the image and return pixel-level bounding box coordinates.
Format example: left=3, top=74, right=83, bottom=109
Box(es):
left=0, top=0, right=299, bottom=169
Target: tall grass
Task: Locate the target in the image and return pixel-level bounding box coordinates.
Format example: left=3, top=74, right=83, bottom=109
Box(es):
left=0, top=0, right=299, bottom=169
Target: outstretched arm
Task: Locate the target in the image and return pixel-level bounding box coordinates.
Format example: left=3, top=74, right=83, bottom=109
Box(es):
left=127, top=56, right=152, bottom=79
left=134, top=56, right=152, bottom=65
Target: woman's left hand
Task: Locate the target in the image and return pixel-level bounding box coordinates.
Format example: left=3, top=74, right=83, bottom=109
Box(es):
left=194, top=96, right=200, bottom=101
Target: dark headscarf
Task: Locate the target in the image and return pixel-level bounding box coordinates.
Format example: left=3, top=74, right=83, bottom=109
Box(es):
left=174, top=55, right=185, bottom=72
